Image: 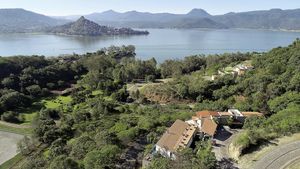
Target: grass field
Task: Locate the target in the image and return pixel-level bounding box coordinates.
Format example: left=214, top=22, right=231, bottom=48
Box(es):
left=18, top=101, right=43, bottom=125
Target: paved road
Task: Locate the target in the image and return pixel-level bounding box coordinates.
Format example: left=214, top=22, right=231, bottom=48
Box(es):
left=253, top=141, right=300, bottom=169
left=0, top=131, right=24, bottom=165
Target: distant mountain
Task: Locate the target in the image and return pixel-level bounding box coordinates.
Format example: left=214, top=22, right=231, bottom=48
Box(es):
left=80, top=8, right=300, bottom=30
left=1, top=8, right=300, bottom=32
left=213, top=8, right=300, bottom=30
left=170, top=18, right=227, bottom=29
left=186, top=8, right=211, bottom=18
left=48, top=16, right=149, bottom=36
left=86, top=10, right=180, bottom=22
left=83, top=8, right=226, bottom=29
left=0, top=8, right=68, bottom=33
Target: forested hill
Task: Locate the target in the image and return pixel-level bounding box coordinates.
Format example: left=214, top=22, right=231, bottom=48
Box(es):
left=0, top=41, right=299, bottom=168
left=48, top=16, right=149, bottom=36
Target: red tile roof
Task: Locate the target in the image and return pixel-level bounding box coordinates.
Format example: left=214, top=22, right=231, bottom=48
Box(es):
left=196, top=110, right=220, bottom=118
left=201, top=119, right=218, bottom=136
left=156, top=120, right=196, bottom=152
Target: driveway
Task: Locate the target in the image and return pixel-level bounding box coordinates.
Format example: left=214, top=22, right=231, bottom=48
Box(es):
left=253, top=141, right=300, bottom=169
left=213, top=126, right=240, bottom=160
left=0, top=131, right=24, bottom=165
left=212, top=126, right=240, bottom=169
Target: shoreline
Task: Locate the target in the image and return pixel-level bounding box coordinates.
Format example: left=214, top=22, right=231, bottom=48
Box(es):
left=1, top=28, right=300, bottom=35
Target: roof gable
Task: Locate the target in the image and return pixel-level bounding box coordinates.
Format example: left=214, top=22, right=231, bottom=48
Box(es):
left=201, top=119, right=218, bottom=136
left=156, top=120, right=196, bottom=152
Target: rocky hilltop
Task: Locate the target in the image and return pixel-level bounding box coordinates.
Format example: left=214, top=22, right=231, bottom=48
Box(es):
left=49, top=16, right=149, bottom=36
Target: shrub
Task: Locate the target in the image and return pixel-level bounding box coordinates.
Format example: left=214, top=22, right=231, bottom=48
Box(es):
left=26, top=85, right=42, bottom=97
left=145, top=75, right=156, bottom=82
left=1, top=111, right=23, bottom=123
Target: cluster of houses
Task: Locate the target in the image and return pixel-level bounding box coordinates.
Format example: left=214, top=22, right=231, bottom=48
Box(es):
left=154, top=109, right=262, bottom=159
left=211, top=63, right=254, bottom=80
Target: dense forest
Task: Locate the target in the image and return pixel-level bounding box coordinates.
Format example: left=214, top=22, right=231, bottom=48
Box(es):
left=0, top=40, right=299, bottom=169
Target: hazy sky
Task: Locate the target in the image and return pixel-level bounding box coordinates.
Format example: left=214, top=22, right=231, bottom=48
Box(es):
left=1, top=0, right=299, bottom=16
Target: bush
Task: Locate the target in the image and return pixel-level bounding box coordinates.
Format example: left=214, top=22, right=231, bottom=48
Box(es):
left=145, top=75, right=156, bottom=82
left=0, top=91, right=32, bottom=111
left=26, top=85, right=42, bottom=97
left=84, top=145, right=121, bottom=169
left=18, top=136, right=38, bottom=155
left=40, top=109, right=60, bottom=120
left=1, top=111, right=23, bottom=123
left=47, top=83, right=56, bottom=89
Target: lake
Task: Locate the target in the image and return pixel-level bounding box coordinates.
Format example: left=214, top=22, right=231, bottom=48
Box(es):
left=1, top=29, right=300, bottom=62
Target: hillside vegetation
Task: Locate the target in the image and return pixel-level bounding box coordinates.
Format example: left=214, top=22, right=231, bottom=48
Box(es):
left=0, top=40, right=299, bottom=169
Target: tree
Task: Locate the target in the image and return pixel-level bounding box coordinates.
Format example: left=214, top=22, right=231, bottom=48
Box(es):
left=49, top=155, right=79, bottom=169
left=70, top=135, right=96, bottom=160
left=111, top=86, right=129, bottom=102
left=84, top=145, right=121, bottom=169
left=0, top=91, right=32, bottom=111
left=1, top=111, right=22, bottom=123
left=1, top=75, right=19, bottom=90
left=160, top=60, right=183, bottom=78
left=147, top=157, right=171, bottom=169
left=34, top=117, right=59, bottom=144
left=26, top=85, right=42, bottom=97
left=268, top=92, right=300, bottom=113
left=48, top=138, right=67, bottom=159
left=22, top=154, right=46, bottom=169
left=145, top=75, right=156, bottom=82
left=196, top=141, right=217, bottom=169
left=18, top=136, right=38, bottom=155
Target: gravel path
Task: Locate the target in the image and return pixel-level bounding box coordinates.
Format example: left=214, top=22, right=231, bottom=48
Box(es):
left=0, top=131, right=24, bottom=165
left=253, top=141, right=300, bottom=169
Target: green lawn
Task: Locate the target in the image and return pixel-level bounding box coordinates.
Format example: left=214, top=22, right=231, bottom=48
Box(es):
left=16, top=101, right=44, bottom=125
left=42, top=96, right=72, bottom=109
left=23, top=113, right=37, bottom=124
left=15, top=95, right=73, bottom=125
left=1, top=95, right=73, bottom=130
left=0, top=153, right=23, bottom=169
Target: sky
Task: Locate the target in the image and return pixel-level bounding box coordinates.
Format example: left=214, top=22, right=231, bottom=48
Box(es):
left=0, top=0, right=300, bottom=16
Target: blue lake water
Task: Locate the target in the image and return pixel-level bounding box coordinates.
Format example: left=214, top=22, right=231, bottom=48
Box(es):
left=0, top=29, right=300, bottom=62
